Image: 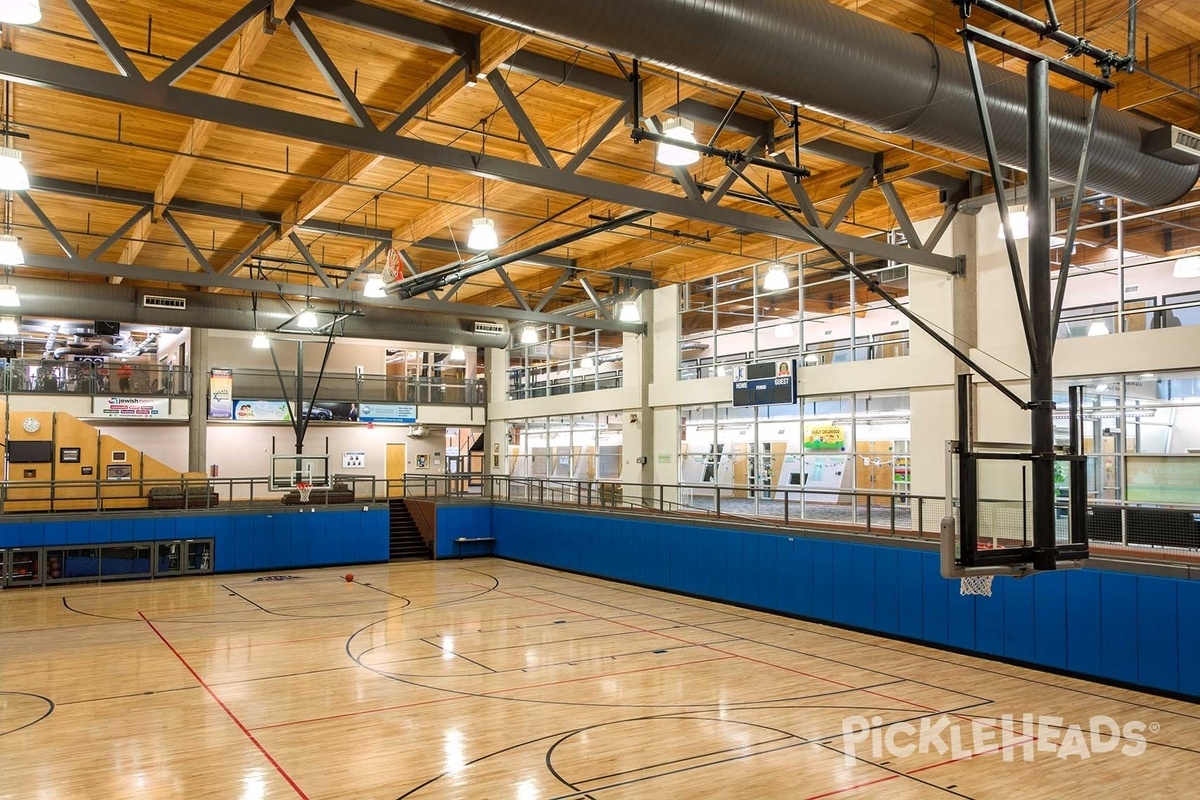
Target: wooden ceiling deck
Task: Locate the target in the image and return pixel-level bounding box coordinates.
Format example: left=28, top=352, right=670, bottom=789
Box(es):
left=1, top=0, right=1197, bottom=322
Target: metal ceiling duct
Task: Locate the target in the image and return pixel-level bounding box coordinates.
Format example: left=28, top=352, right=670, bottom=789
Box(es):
left=9, top=278, right=510, bottom=349
left=434, top=0, right=1199, bottom=207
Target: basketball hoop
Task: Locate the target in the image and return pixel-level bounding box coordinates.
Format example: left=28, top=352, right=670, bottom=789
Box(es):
left=960, top=574, right=994, bottom=597
left=296, top=482, right=313, bottom=504
left=381, top=248, right=401, bottom=284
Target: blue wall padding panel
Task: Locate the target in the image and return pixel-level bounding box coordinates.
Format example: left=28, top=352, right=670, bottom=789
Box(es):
left=0, top=507, right=389, bottom=573
left=465, top=505, right=1198, bottom=700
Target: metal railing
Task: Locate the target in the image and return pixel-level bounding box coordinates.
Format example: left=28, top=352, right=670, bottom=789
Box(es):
left=3, top=359, right=190, bottom=396
left=218, top=368, right=485, bottom=407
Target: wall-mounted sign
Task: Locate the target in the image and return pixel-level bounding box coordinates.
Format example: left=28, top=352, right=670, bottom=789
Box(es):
left=342, top=452, right=365, bottom=469
left=804, top=425, right=847, bottom=451
left=92, top=396, right=170, bottom=419
left=232, top=399, right=292, bottom=422
left=209, top=368, right=233, bottom=419
left=358, top=403, right=417, bottom=424
left=59, top=447, right=81, bottom=463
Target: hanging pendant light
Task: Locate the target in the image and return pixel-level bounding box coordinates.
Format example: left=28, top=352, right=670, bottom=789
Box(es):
left=0, top=147, right=28, bottom=191
left=998, top=207, right=1030, bottom=240
left=297, top=307, right=318, bottom=329
left=580, top=356, right=595, bottom=369
left=656, top=118, right=700, bottom=166
left=0, top=234, right=22, bottom=266
left=448, top=345, right=465, bottom=361
left=762, top=263, right=789, bottom=291
left=773, top=322, right=795, bottom=340
left=1174, top=256, right=1200, bottom=279
left=467, top=177, right=498, bottom=250
left=520, top=326, right=538, bottom=344
left=618, top=301, right=640, bottom=322
left=0, top=315, right=17, bottom=335
left=0, top=282, right=18, bottom=307
left=1086, top=321, right=1109, bottom=337
left=363, top=274, right=387, bottom=298
left=0, top=0, right=40, bottom=25
left=251, top=331, right=270, bottom=349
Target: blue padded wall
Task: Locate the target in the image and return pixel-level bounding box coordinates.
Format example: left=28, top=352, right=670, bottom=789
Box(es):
left=434, top=504, right=494, bottom=558
left=0, top=506, right=389, bottom=573
left=463, top=505, right=1198, bottom=699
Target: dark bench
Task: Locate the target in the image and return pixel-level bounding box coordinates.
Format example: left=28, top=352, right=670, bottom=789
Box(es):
left=147, top=485, right=219, bottom=510
left=281, top=482, right=355, bottom=505
left=453, top=537, right=496, bottom=558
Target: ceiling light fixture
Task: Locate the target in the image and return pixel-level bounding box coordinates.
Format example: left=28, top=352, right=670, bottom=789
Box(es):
left=0, top=0, right=40, bottom=25
left=774, top=322, right=795, bottom=339
left=0, top=147, right=28, bottom=192
left=1086, top=321, right=1109, bottom=337
left=0, top=234, right=22, bottom=266
left=0, top=315, right=17, bottom=335
left=1094, top=383, right=1110, bottom=393
left=467, top=177, right=498, bottom=251
left=1173, top=256, right=1200, bottom=279
left=251, top=331, right=270, bottom=349
left=998, top=208, right=1030, bottom=240
left=363, top=274, right=387, bottom=298
left=0, top=282, right=18, bottom=307
left=618, top=301, right=640, bottom=322
left=804, top=353, right=819, bottom=365
left=580, top=356, right=595, bottom=369
left=656, top=117, right=700, bottom=166
left=762, top=263, right=789, bottom=291
left=448, top=345, right=465, bottom=361
left=297, top=307, right=318, bottom=329
left=520, top=326, right=538, bottom=345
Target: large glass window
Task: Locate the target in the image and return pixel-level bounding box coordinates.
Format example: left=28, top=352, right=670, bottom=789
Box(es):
left=679, top=247, right=910, bottom=379
left=504, top=413, right=624, bottom=481
left=507, top=325, right=623, bottom=399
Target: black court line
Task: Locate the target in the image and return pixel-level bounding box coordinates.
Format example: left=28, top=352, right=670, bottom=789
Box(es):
left=222, top=584, right=389, bottom=619
left=0, top=692, right=54, bottom=737
left=420, top=637, right=498, bottom=674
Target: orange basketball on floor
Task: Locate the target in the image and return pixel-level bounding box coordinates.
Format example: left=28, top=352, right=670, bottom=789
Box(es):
left=344, top=573, right=354, bottom=582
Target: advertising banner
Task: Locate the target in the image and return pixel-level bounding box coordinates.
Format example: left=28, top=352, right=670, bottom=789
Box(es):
left=92, top=396, right=173, bottom=419
left=209, top=368, right=233, bottom=420
left=358, top=403, right=417, bottom=424
left=232, top=399, right=292, bottom=422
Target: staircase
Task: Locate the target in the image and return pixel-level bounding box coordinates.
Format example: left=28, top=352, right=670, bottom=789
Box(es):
left=388, top=499, right=432, bottom=561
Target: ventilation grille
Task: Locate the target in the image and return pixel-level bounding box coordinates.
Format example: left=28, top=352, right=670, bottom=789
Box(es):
left=474, top=321, right=505, bottom=335
left=879, top=265, right=908, bottom=284
left=143, top=295, right=186, bottom=310
left=1144, top=125, right=1200, bottom=166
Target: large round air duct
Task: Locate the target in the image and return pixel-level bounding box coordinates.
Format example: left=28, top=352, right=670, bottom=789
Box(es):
left=435, top=0, right=1198, bottom=207
left=9, top=277, right=510, bottom=349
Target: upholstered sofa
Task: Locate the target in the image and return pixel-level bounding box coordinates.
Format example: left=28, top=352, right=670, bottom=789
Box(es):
left=147, top=485, right=220, bottom=509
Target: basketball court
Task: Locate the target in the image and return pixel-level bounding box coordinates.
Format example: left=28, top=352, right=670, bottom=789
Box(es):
left=3, top=558, right=1197, bottom=798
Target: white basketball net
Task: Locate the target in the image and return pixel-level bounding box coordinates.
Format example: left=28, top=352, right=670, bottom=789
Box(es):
left=296, top=483, right=313, bottom=503
left=960, top=574, right=994, bottom=597
left=381, top=248, right=401, bottom=283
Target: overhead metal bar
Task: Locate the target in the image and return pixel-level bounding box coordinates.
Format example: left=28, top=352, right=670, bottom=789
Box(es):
left=416, top=236, right=575, bottom=269
left=89, top=205, right=151, bottom=260
left=396, top=209, right=654, bottom=298
left=17, top=192, right=79, bottom=259
left=705, top=91, right=746, bottom=148
left=63, top=0, right=143, bottom=79
left=507, top=50, right=626, bottom=99
left=956, top=0, right=1133, bottom=76
left=826, top=167, right=873, bottom=230
left=487, top=69, right=559, bottom=171
left=962, top=33, right=1039, bottom=366
left=440, top=277, right=467, bottom=302
left=771, top=153, right=823, bottom=228
left=922, top=204, right=959, bottom=254
left=287, top=231, right=334, bottom=287
left=296, top=0, right=474, bottom=54
left=960, top=25, right=1115, bottom=89
left=287, top=10, right=374, bottom=128
left=0, top=48, right=959, bottom=272
left=28, top=176, right=392, bottom=242
left=577, top=277, right=612, bottom=321
left=494, top=266, right=531, bottom=311
left=382, top=56, right=468, bottom=136
left=1050, top=91, right=1106, bottom=345
left=398, top=295, right=642, bottom=333
left=160, top=210, right=215, bottom=274
left=564, top=100, right=631, bottom=174
left=155, top=0, right=267, bottom=87
left=533, top=269, right=573, bottom=313
left=340, top=239, right=391, bottom=286
left=222, top=226, right=282, bottom=276
left=878, top=181, right=923, bottom=249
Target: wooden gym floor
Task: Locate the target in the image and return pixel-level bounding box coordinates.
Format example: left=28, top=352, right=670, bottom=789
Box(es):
left=2, top=559, right=1199, bottom=799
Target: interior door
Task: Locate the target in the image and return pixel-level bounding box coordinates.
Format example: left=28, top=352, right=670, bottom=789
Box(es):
left=386, top=442, right=407, bottom=498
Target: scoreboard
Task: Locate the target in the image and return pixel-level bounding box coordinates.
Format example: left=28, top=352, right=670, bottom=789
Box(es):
left=733, top=359, right=797, bottom=407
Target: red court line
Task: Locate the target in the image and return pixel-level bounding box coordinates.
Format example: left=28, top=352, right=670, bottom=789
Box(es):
left=476, top=585, right=938, bottom=714
left=138, top=611, right=309, bottom=799
left=251, top=694, right=467, bottom=731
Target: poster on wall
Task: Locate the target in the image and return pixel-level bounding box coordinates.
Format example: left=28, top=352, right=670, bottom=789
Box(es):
left=359, top=403, right=417, bottom=424
left=804, top=425, right=846, bottom=451
left=342, top=452, right=365, bottom=469
left=210, top=368, right=233, bottom=419
left=92, top=396, right=171, bottom=419
left=803, top=455, right=848, bottom=503
left=1127, top=457, right=1200, bottom=504
left=232, top=399, right=292, bottom=421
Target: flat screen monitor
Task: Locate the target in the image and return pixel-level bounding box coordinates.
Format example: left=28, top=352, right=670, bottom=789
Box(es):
left=8, top=440, right=53, bottom=463
left=95, top=320, right=121, bottom=336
